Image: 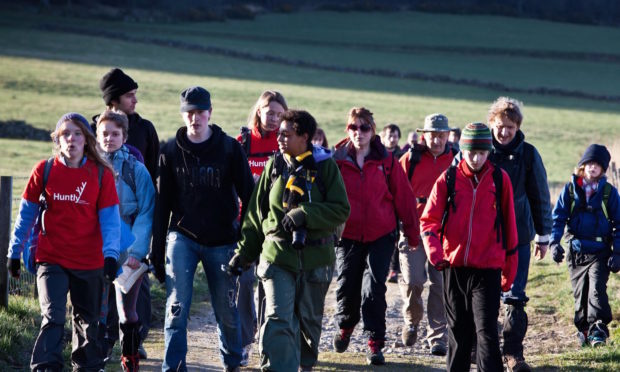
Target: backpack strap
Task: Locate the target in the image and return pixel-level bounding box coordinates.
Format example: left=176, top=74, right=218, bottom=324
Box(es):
left=121, top=155, right=137, bottom=195
left=602, top=182, right=612, bottom=222
left=382, top=152, right=394, bottom=189
left=568, top=182, right=576, bottom=218
left=407, top=145, right=422, bottom=180
left=440, top=165, right=457, bottom=244
left=239, top=126, right=251, bottom=155
left=492, top=164, right=507, bottom=250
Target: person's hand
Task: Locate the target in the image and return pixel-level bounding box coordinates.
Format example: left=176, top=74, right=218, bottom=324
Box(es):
left=103, top=257, right=118, bottom=282
left=282, top=214, right=296, bottom=233
left=7, top=258, right=21, bottom=279
left=125, top=256, right=141, bottom=270
left=550, top=242, right=565, bottom=264
left=227, top=253, right=251, bottom=276
left=534, top=243, right=548, bottom=260
left=408, top=245, right=419, bottom=252
left=434, top=259, right=450, bottom=271
left=608, top=254, right=620, bottom=273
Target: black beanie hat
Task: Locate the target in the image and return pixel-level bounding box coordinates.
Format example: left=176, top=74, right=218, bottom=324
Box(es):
left=180, top=86, right=212, bottom=112
left=578, top=144, right=611, bottom=171
left=99, top=68, right=138, bottom=105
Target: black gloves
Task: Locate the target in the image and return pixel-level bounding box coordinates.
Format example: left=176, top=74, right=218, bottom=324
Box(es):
left=282, top=214, right=297, bottom=233
left=550, top=242, right=565, bottom=263
left=148, top=252, right=166, bottom=284
left=7, top=258, right=21, bottom=279
left=226, top=253, right=252, bottom=276
left=608, top=254, right=620, bottom=273
left=103, top=257, right=118, bottom=282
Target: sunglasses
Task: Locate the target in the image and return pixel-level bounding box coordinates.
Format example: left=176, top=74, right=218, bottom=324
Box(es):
left=347, top=123, right=373, bottom=133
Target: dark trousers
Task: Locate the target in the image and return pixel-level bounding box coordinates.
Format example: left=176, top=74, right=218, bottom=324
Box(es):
left=334, top=233, right=395, bottom=341
left=389, top=243, right=400, bottom=272
left=443, top=267, right=503, bottom=372
left=32, top=263, right=104, bottom=371
left=568, top=250, right=612, bottom=332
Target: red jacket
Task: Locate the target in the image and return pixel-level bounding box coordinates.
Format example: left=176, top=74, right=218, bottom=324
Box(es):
left=334, top=137, right=419, bottom=245
left=237, top=126, right=278, bottom=179
left=399, top=144, right=456, bottom=218
left=420, top=160, right=518, bottom=291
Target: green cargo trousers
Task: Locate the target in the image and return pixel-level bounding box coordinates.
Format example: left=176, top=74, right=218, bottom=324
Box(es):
left=257, top=258, right=333, bottom=371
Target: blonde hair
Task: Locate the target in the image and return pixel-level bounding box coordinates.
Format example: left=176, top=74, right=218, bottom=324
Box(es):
left=247, top=90, right=288, bottom=131
left=96, top=109, right=129, bottom=140
left=487, top=97, right=524, bottom=126
left=52, top=117, right=114, bottom=174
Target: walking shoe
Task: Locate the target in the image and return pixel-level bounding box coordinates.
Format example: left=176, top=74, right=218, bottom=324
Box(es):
left=137, top=344, right=147, bottom=359
left=366, top=339, right=385, bottom=365
left=430, top=343, right=447, bottom=356
left=333, top=328, right=354, bottom=353
left=120, top=354, right=139, bottom=372
left=240, top=344, right=252, bottom=367
left=299, top=366, right=313, bottom=372
left=576, top=330, right=589, bottom=347
left=401, top=325, right=418, bottom=346
left=588, top=321, right=608, bottom=347
left=387, top=270, right=398, bottom=283
left=504, top=355, right=531, bottom=372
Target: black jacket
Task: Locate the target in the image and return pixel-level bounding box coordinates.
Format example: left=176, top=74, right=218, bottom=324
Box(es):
left=92, top=112, right=159, bottom=184
left=151, top=124, right=254, bottom=260
left=490, top=130, right=552, bottom=245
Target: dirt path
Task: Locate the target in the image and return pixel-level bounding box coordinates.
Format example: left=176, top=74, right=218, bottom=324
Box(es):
left=138, top=277, right=575, bottom=371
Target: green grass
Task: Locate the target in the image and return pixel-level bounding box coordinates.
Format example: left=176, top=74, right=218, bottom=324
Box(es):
left=0, top=296, right=41, bottom=370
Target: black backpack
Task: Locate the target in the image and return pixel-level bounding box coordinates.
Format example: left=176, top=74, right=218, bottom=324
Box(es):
left=439, top=164, right=508, bottom=250
left=239, top=127, right=278, bottom=158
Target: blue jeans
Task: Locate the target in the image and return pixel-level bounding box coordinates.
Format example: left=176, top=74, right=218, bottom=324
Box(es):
left=501, top=243, right=531, bottom=304
left=162, top=231, right=242, bottom=372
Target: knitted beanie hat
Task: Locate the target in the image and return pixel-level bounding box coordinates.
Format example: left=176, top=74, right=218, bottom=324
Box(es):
left=460, top=122, right=493, bottom=151
left=55, top=112, right=93, bottom=134
left=579, top=144, right=611, bottom=172
left=99, top=68, right=138, bottom=105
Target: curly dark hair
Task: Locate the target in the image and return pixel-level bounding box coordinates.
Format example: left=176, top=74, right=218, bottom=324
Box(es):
left=280, top=110, right=317, bottom=147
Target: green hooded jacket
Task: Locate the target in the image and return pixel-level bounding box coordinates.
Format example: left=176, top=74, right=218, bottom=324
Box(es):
left=237, top=146, right=350, bottom=272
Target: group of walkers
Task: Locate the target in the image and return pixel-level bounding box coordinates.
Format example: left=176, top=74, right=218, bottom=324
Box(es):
left=4, top=67, right=619, bottom=372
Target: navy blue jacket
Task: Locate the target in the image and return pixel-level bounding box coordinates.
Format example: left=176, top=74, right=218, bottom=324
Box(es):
left=551, top=175, right=620, bottom=254
left=490, top=130, right=552, bottom=246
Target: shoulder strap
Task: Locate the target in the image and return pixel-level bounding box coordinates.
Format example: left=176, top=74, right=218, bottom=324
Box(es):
left=121, top=155, right=137, bottom=195
left=381, top=152, right=394, bottom=190
left=239, top=127, right=251, bottom=155
left=407, top=146, right=422, bottom=180
left=439, top=165, right=457, bottom=244
left=97, top=164, right=104, bottom=188
left=313, top=160, right=327, bottom=200
left=42, top=157, right=54, bottom=197
left=492, top=165, right=507, bottom=250
left=602, top=182, right=612, bottom=222
left=568, top=182, right=576, bottom=217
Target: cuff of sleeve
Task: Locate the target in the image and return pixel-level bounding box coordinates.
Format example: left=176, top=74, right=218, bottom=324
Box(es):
left=535, top=234, right=550, bottom=244
left=287, top=208, right=306, bottom=227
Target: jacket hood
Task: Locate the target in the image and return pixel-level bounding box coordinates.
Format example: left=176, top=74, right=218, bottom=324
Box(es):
left=333, top=135, right=387, bottom=161
left=493, top=130, right=525, bottom=153
left=105, top=145, right=131, bottom=162
left=312, top=144, right=332, bottom=163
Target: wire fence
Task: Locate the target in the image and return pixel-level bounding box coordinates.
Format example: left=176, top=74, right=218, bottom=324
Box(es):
left=2, top=175, right=38, bottom=302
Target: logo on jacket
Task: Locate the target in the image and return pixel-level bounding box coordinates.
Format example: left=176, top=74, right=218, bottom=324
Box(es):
left=53, top=181, right=89, bottom=205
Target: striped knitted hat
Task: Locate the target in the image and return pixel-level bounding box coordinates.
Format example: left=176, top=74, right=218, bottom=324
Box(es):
left=460, top=122, right=493, bottom=151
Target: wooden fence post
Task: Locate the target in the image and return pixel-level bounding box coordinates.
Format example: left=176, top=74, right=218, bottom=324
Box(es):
left=0, top=176, right=13, bottom=308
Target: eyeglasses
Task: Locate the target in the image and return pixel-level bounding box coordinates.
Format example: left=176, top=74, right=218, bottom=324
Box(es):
left=347, top=123, right=373, bottom=133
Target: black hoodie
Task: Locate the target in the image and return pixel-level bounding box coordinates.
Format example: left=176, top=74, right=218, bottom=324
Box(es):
left=151, top=124, right=254, bottom=259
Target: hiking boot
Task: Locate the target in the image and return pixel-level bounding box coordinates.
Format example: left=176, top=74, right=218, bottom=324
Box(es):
left=401, top=325, right=418, bottom=346
left=240, top=344, right=252, bottom=367
left=430, top=343, right=447, bottom=356
left=333, top=328, right=354, bottom=353
left=504, top=355, right=531, bottom=372
left=588, top=321, right=608, bottom=347
left=576, top=330, right=588, bottom=347
left=120, top=354, right=139, bottom=372
left=387, top=270, right=398, bottom=283
left=366, top=339, right=385, bottom=365
left=299, top=366, right=313, bottom=372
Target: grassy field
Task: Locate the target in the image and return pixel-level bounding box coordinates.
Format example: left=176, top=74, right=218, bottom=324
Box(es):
left=0, top=5, right=619, bottom=371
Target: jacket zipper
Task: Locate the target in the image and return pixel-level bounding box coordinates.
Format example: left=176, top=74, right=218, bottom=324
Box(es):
left=463, top=168, right=490, bottom=266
